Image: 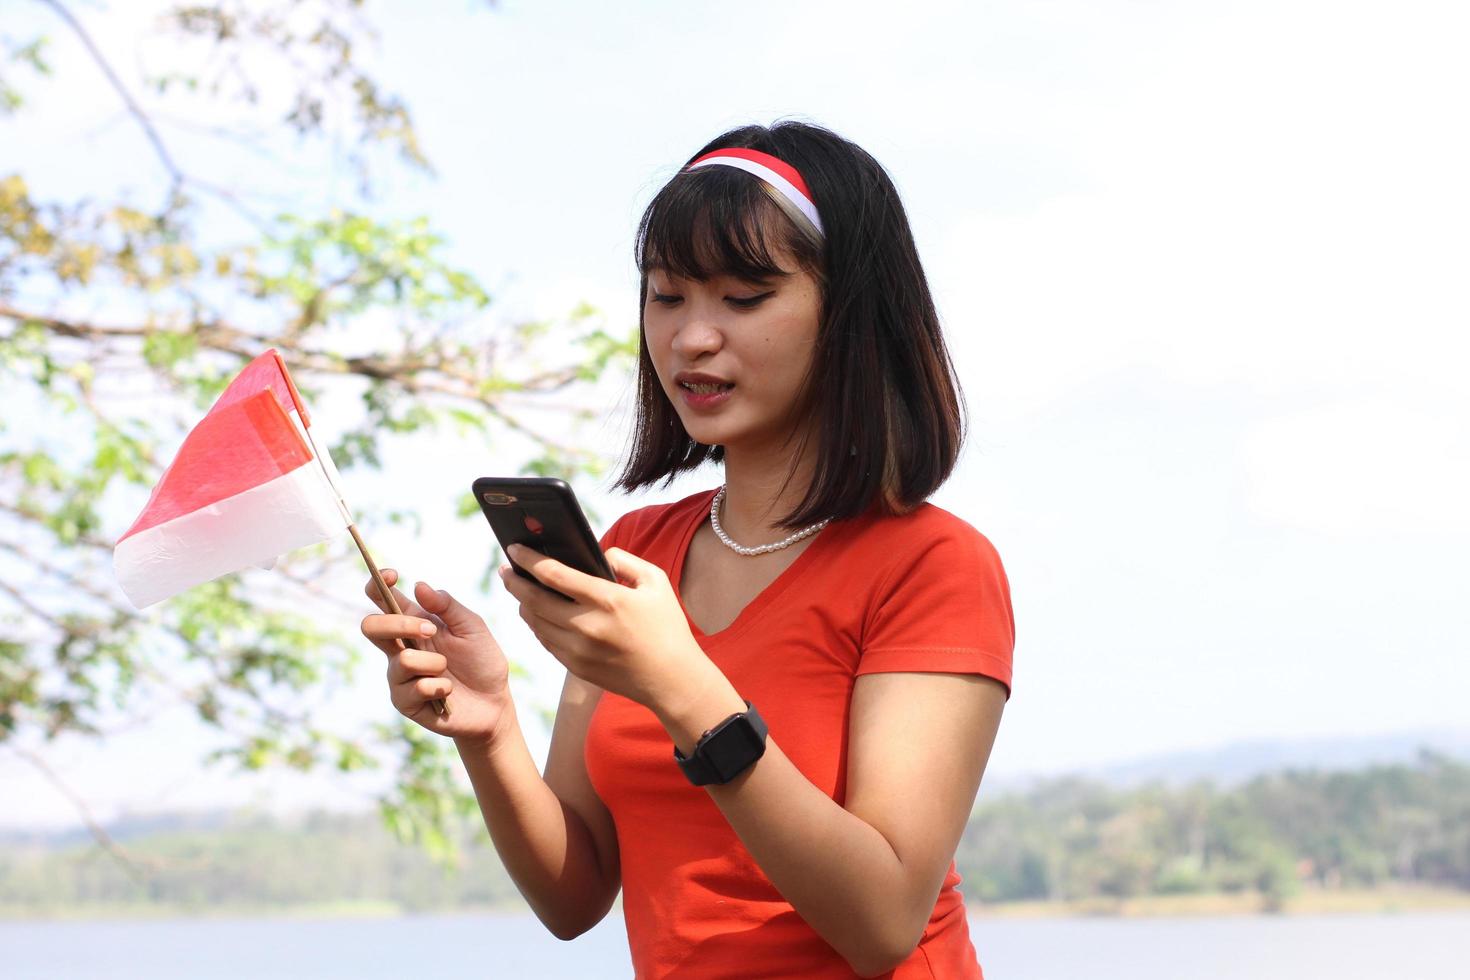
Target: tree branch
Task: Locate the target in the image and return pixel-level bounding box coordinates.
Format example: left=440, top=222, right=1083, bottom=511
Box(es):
left=0, top=529, right=320, bottom=738
left=8, top=745, right=154, bottom=882
left=38, top=0, right=185, bottom=195
left=0, top=303, right=609, bottom=464
left=0, top=575, right=69, bottom=633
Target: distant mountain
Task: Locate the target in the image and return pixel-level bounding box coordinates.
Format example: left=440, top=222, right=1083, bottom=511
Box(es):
left=987, top=726, right=1470, bottom=794
left=0, top=807, right=247, bottom=849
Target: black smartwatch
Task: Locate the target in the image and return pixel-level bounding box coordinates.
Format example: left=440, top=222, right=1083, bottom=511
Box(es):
left=673, top=701, right=768, bottom=786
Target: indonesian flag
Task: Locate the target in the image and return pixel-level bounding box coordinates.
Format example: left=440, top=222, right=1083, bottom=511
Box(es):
left=114, top=350, right=351, bottom=609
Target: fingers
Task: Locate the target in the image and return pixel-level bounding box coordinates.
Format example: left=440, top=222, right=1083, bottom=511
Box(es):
left=386, top=646, right=449, bottom=685
left=505, top=545, right=609, bottom=606
left=498, top=560, right=557, bottom=610
left=363, top=568, right=416, bottom=615
left=391, top=675, right=453, bottom=718
left=519, top=609, right=580, bottom=667
left=382, top=643, right=451, bottom=718
left=411, top=581, right=488, bottom=634
left=603, top=547, right=661, bottom=587
left=360, top=612, right=438, bottom=659
left=501, top=568, right=584, bottom=635
left=361, top=612, right=437, bottom=642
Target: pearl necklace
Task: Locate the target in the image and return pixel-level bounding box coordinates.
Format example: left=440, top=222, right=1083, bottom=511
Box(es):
left=708, top=486, right=832, bottom=557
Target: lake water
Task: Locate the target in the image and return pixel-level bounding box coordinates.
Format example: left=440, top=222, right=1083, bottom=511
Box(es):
left=1, top=911, right=1465, bottom=978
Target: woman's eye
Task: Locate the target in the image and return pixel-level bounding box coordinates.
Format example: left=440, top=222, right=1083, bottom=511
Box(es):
left=649, top=291, right=681, bottom=306
left=727, top=291, right=775, bottom=309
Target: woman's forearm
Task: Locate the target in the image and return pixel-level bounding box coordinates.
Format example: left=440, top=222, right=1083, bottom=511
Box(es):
left=453, top=703, right=618, bottom=939
left=721, top=742, right=931, bottom=975
left=655, top=676, right=939, bottom=977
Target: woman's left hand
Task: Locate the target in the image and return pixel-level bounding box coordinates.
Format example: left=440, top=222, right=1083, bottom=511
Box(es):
left=499, top=545, right=713, bottom=713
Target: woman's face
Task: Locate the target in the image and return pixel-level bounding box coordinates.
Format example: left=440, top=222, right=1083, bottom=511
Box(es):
left=643, top=251, right=822, bottom=457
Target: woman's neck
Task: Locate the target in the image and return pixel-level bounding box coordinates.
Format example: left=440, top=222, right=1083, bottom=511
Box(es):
left=717, top=443, right=820, bottom=546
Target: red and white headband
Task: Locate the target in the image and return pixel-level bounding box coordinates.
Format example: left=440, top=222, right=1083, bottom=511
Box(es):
left=687, top=147, right=825, bottom=237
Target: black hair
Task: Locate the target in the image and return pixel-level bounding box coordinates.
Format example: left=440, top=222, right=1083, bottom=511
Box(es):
left=615, top=120, right=966, bottom=529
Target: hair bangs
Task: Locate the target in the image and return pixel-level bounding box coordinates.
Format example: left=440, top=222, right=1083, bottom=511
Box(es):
left=637, top=167, right=820, bottom=284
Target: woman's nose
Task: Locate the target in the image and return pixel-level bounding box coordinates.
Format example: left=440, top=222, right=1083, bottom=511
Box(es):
left=670, top=309, right=723, bottom=358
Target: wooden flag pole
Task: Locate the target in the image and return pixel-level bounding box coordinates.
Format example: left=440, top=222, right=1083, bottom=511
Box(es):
left=284, top=397, right=449, bottom=720
left=348, top=523, right=449, bottom=718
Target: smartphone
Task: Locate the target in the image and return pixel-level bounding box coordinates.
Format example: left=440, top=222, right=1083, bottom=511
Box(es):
left=472, top=477, right=614, bottom=600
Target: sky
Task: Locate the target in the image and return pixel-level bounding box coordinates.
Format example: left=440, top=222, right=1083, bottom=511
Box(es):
left=1, top=0, right=1467, bottom=828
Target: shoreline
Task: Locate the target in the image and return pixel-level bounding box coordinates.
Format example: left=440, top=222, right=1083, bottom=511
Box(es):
left=969, top=884, right=1470, bottom=919
left=3, top=886, right=1469, bottom=923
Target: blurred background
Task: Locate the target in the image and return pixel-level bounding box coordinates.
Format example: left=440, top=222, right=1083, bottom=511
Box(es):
left=0, top=1, right=1466, bottom=977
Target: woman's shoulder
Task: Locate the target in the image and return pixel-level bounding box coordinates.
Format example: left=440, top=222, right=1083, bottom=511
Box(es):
left=849, top=499, right=1003, bottom=565
left=599, top=487, right=715, bottom=551
left=802, top=501, right=1010, bottom=615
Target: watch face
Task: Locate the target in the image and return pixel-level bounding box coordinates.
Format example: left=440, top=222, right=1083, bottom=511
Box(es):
left=674, top=703, right=769, bottom=786
left=706, top=716, right=768, bottom=784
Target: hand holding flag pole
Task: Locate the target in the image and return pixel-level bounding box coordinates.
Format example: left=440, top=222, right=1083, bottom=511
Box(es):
left=347, top=523, right=449, bottom=716
left=113, top=350, right=448, bottom=716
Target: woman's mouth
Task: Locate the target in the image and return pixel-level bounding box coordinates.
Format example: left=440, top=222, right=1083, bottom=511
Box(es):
left=678, top=381, right=735, bottom=408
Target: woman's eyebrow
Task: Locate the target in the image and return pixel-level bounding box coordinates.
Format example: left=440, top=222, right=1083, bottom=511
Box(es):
left=715, top=270, right=783, bottom=286
left=647, top=268, right=786, bottom=287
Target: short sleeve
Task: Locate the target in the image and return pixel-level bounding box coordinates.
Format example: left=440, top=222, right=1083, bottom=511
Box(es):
left=857, top=522, right=1015, bottom=698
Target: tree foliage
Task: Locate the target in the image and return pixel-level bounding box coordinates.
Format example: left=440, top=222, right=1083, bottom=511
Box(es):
left=0, top=0, right=635, bottom=866
left=958, top=750, right=1470, bottom=911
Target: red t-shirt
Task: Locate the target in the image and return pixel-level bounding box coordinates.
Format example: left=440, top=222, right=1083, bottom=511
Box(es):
left=585, top=488, right=1015, bottom=979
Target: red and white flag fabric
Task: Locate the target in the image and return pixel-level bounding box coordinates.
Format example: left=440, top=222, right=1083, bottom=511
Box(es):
left=114, top=350, right=350, bottom=609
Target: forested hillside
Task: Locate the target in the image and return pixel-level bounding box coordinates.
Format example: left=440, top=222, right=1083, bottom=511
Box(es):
left=959, top=750, right=1469, bottom=910
left=3, top=752, right=1466, bottom=916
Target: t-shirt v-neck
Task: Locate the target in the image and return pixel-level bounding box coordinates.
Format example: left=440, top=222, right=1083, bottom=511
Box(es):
left=669, top=488, right=834, bottom=646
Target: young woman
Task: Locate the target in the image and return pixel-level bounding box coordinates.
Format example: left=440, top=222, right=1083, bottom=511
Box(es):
left=360, top=121, right=1015, bottom=979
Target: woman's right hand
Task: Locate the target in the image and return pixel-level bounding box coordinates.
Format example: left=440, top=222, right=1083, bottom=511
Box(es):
left=361, top=569, right=514, bottom=745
